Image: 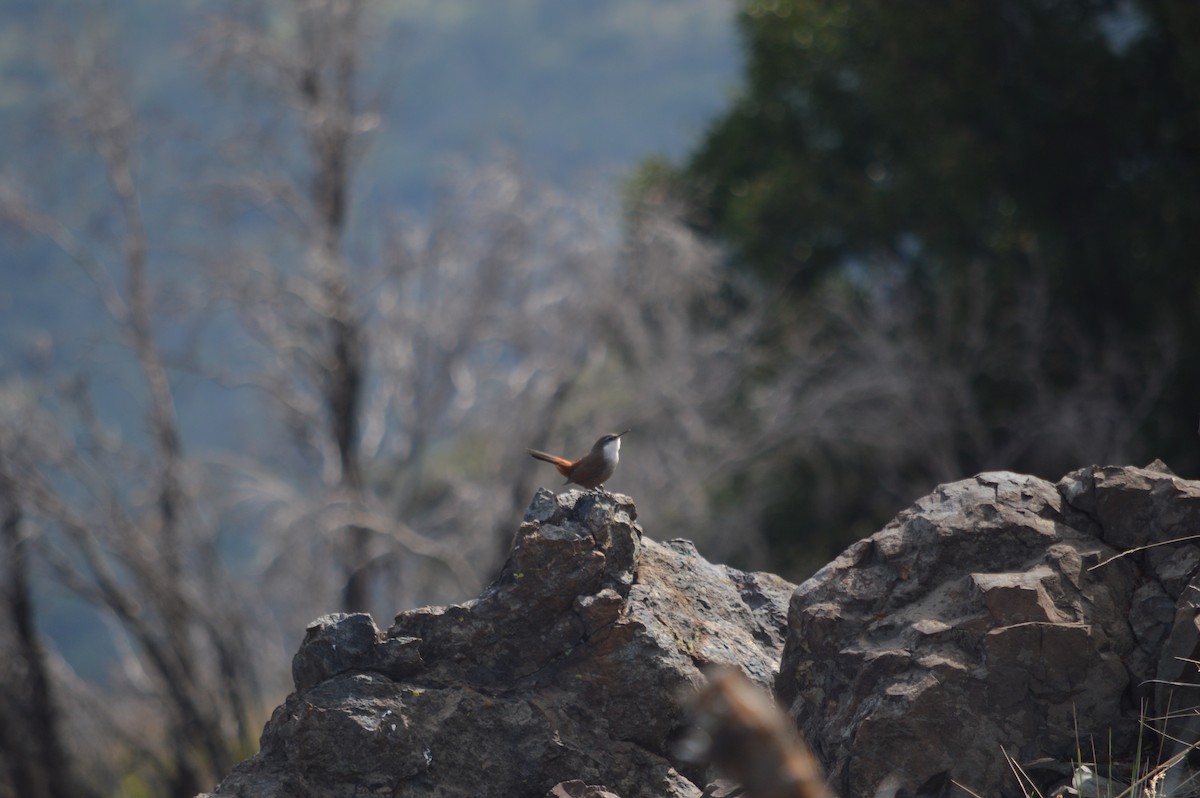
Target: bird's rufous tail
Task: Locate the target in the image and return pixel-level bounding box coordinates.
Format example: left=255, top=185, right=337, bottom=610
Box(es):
left=527, top=448, right=574, bottom=477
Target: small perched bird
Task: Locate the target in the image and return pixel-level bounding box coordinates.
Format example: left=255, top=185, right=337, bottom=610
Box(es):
left=528, top=430, right=629, bottom=491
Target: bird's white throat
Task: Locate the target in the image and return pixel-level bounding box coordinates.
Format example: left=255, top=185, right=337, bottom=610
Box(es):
left=602, top=437, right=621, bottom=463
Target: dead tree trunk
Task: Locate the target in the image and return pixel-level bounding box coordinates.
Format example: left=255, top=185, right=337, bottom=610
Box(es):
left=0, top=466, right=93, bottom=798
left=295, top=0, right=372, bottom=612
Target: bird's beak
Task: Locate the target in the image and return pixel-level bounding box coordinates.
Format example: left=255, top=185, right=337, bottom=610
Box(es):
left=617, top=429, right=630, bottom=437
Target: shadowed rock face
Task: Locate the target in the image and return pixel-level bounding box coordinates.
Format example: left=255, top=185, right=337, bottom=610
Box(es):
left=206, top=488, right=796, bottom=798
left=777, top=463, right=1200, bottom=798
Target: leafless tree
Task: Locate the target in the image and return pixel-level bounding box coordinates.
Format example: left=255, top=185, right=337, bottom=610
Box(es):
left=0, top=32, right=262, bottom=798
left=191, top=0, right=728, bottom=618
left=197, top=0, right=402, bottom=613
left=0, top=452, right=93, bottom=798
left=703, top=252, right=1178, bottom=572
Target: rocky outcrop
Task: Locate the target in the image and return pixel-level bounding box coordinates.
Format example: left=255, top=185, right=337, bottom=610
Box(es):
left=777, top=463, right=1200, bottom=798
left=206, top=488, right=796, bottom=798
left=206, top=464, right=1200, bottom=798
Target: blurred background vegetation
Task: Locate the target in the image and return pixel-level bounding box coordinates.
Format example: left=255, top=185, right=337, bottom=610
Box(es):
left=2, top=1, right=1198, bottom=796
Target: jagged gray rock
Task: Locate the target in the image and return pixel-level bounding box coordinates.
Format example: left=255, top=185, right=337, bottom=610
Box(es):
left=204, top=465, right=1200, bottom=798
left=291, top=613, right=423, bottom=691
left=205, top=488, right=796, bottom=798
left=777, top=463, right=1200, bottom=798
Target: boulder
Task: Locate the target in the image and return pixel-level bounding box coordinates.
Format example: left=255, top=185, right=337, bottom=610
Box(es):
left=777, top=464, right=1200, bottom=797
left=206, top=488, right=796, bottom=798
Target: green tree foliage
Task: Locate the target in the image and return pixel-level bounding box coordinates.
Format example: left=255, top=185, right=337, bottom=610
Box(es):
left=689, top=1, right=1200, bottom=311
left=680, top=0, right=1200, bottom=566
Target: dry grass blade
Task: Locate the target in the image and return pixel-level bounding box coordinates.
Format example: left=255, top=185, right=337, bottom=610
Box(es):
left=1087, top=534, right=1200, bottom=571
left=1002, top=745, right=1043, bottom=798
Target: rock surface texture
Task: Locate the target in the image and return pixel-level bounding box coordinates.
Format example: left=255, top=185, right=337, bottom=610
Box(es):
left=777, top=463, right=1200, bottom=798
left=205, top=489, right=796, bottom=798
left=205, top=465, right=1200, bottom=798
